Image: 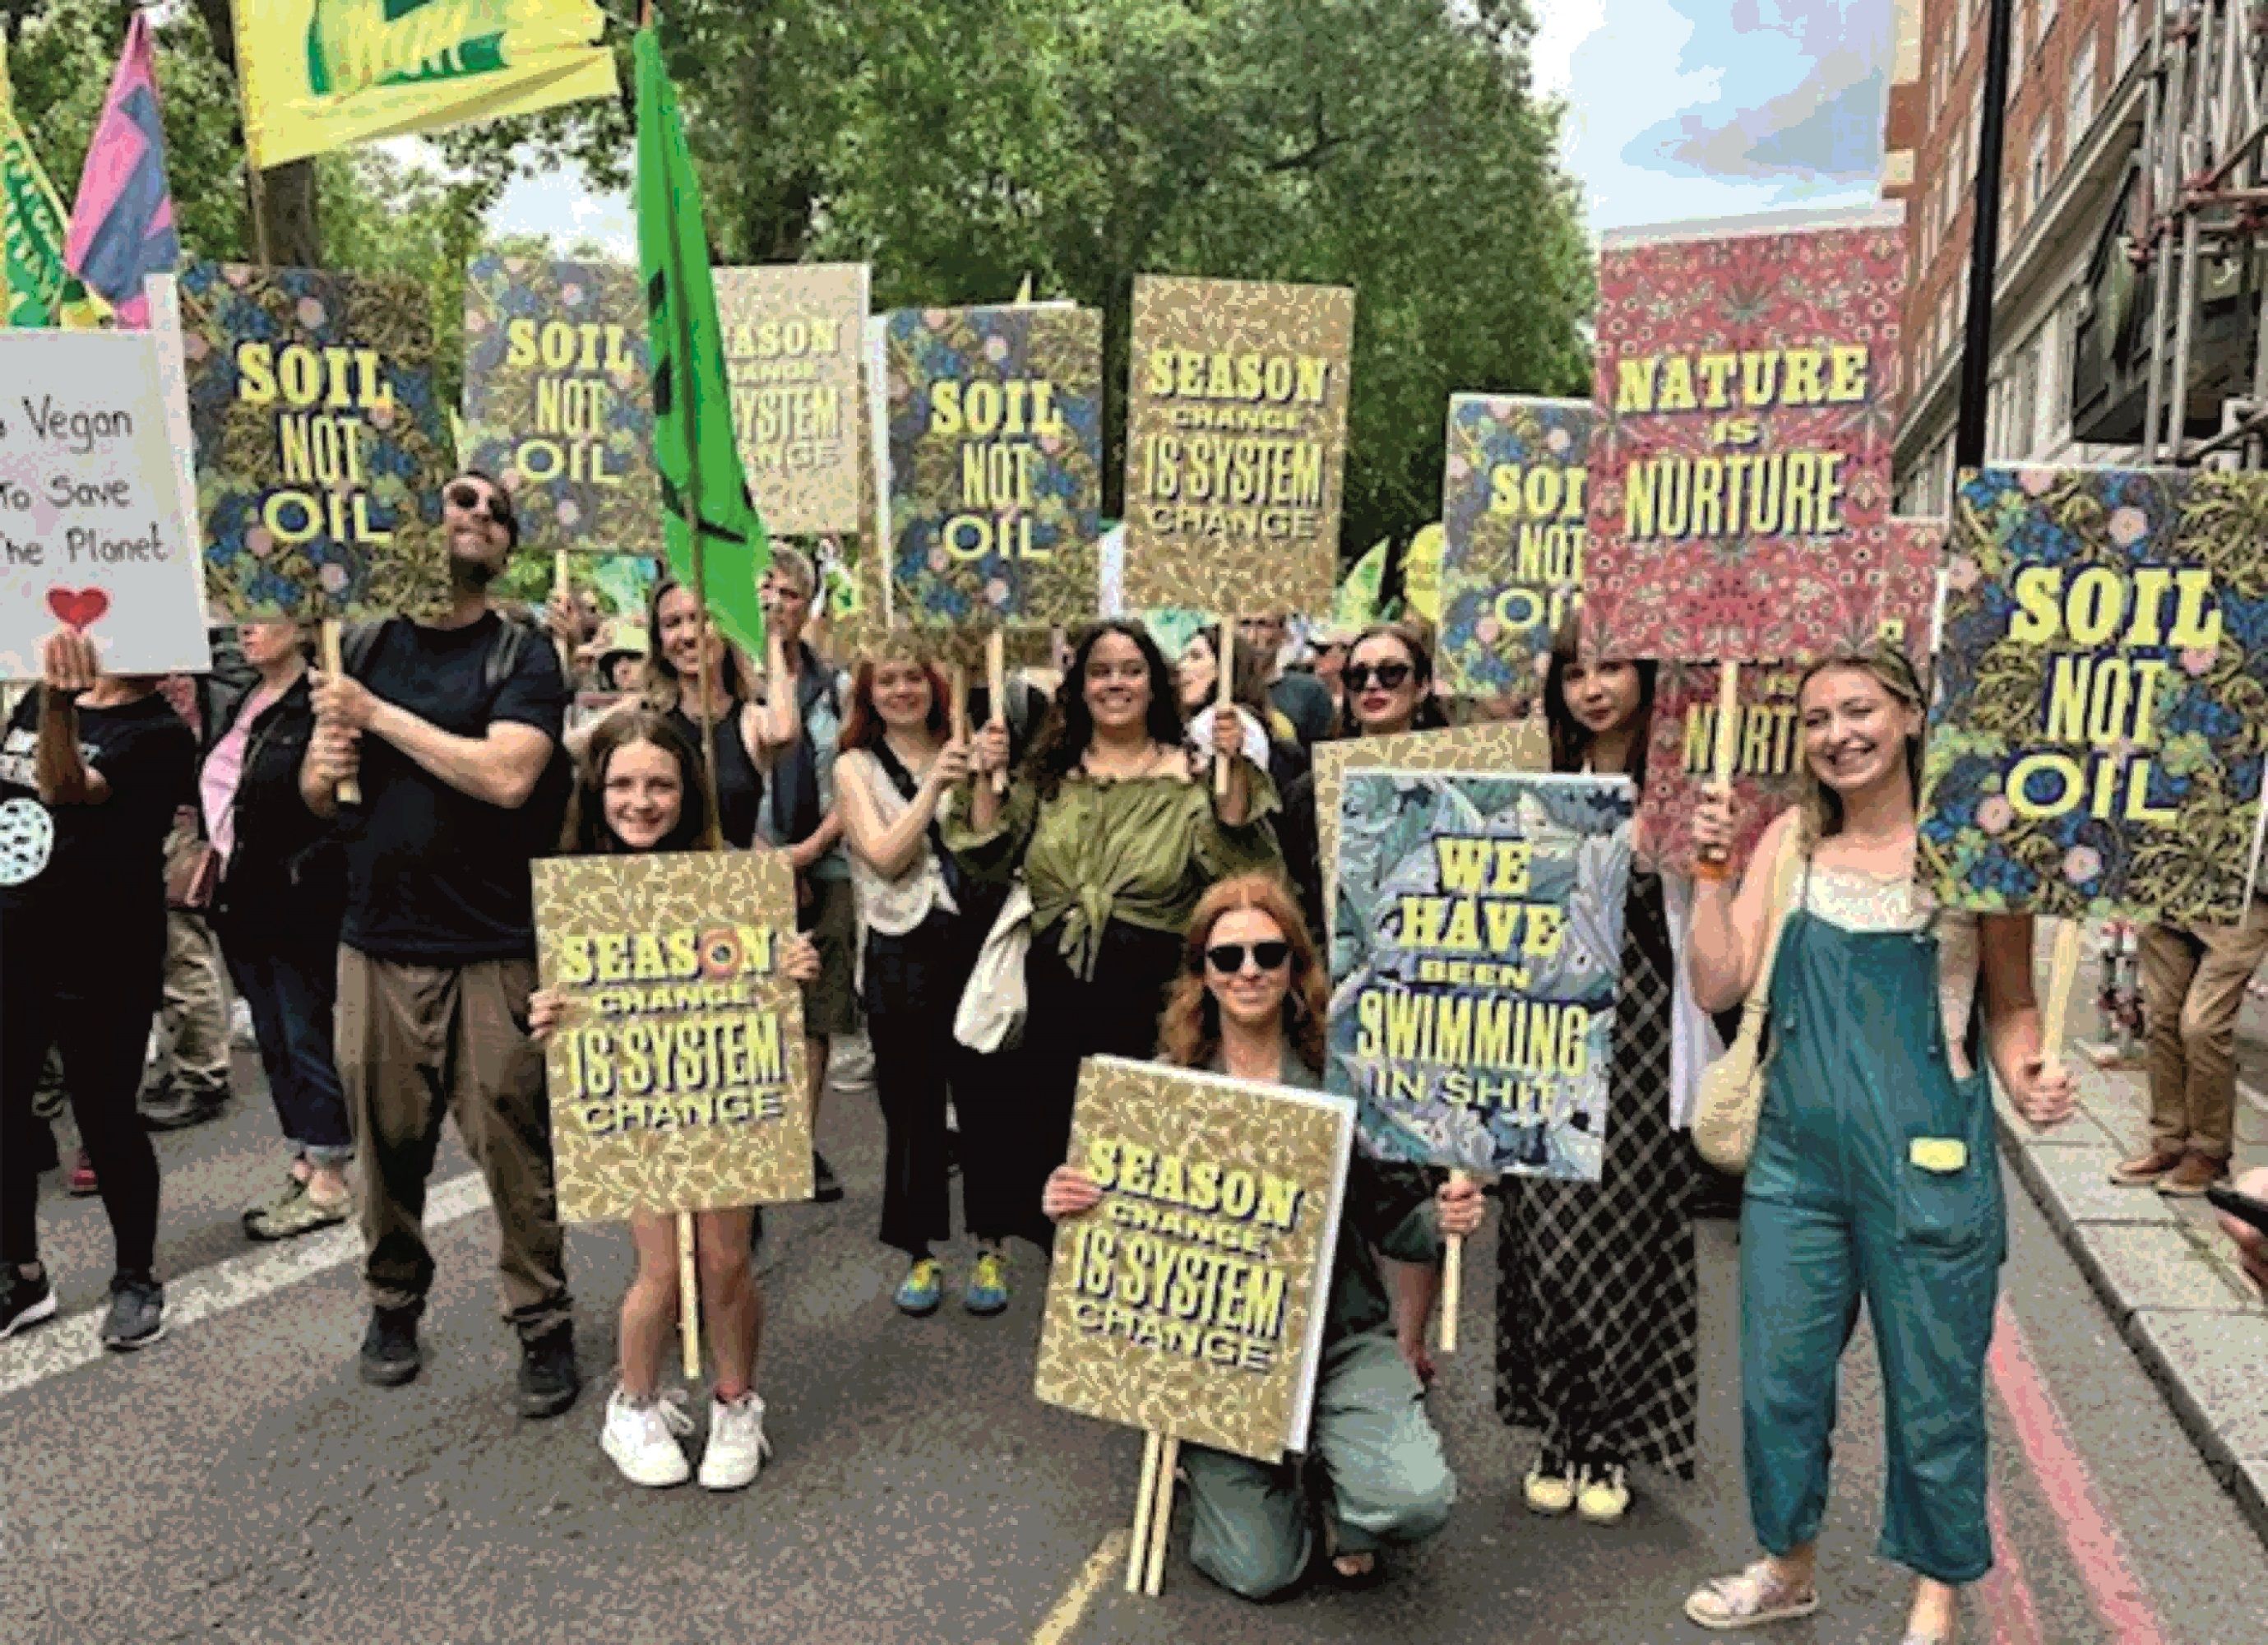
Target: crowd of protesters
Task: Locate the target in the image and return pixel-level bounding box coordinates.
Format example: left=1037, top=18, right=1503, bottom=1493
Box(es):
left=37, top=469, right=2260, bottom=1638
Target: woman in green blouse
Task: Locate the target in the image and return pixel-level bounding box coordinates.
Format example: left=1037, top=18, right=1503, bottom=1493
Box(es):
left=947, top=620, right=1283, bottom=1245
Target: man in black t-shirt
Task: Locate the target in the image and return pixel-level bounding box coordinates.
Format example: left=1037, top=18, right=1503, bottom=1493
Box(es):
left=1, top=628, right=197, bottom=1351
left=1237, top=613, right=1337, bottom=749
left=303, top=472, right=580, bottom=1417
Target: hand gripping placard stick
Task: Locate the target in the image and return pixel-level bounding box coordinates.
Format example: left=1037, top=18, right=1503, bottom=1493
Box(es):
left=318, top=622, right=362, bottom=806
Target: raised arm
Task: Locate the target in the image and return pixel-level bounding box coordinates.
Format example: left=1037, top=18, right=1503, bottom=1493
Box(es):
left=1686, top=802, right=1794, bottom=1013
left=33, top=630, right=107, bottom=806
left=838, top=744, right=970, bottom=881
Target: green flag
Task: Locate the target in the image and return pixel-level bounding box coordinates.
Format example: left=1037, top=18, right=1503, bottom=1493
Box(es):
left=1, top=49, right=104, bottom=328
left=633, top=24, right=769, bottom=660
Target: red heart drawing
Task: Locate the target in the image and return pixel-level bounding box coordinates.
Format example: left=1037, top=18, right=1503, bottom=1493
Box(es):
left=46, top=587, right=109, bottom=631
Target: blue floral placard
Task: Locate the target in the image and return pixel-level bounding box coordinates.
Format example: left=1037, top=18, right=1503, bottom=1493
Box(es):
left=1328, top=770, right=1633, bottom=1181
left=1919, top=466, right=2268, bottom=923
left=882, top=304, right=1101, bottom=628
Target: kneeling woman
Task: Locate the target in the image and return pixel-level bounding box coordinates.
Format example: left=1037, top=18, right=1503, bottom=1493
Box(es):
left=1682, top=647, right=2074, bottom=1642
left=530, top=711, right=817, bottom=1491
left=1044, top=873, right=1483, bottom=1597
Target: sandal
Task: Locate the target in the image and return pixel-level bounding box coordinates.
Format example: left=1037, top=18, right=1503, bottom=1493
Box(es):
left=1323, top=1550, right=1385, bottom=1591
left=1684, top=1560, right=1821, bottom=1631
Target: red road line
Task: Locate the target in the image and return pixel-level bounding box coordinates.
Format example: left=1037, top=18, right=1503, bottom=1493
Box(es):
left=1981, top=1485, right=2044, bottom=1645
left=1988, top=1298, right=2170, bottom=1645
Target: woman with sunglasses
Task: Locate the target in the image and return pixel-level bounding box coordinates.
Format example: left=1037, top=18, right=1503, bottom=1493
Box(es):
left=1278, top=619, right=1453, bottom=1382
left=947, top=620, right=1281, bottom=1247
left=1681, top=646, right=2074, bottom=1643
left=528, top=710, right=818, bottom=1491
left=1043, top=874, right=1484, bottom=1597
left=1493, top=628, right=1717, bottom=1529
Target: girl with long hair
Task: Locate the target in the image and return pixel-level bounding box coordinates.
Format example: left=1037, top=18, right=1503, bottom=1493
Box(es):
left=1496, top=628, right=1718, bottom=1527
left=1681, top=646, right=2075, bottom=1643
left=1043, top=874, right=1483, bottom=1598
left=835, top=642, right=1018, bottom=1316
left=946, top=619, right=1281, bottom=1246
left=529, top=710, right=817, bottom=1492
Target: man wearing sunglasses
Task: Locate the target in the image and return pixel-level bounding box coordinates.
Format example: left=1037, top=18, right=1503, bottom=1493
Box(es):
left=302, top=471, right=581, bottom=1418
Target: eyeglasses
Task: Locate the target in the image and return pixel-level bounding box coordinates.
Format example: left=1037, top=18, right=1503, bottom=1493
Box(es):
left=1344, top=661, right=1414, bottom=693
left=445, top=482, right=514, bottom=526
left=1205, top=940, right=1291, bottom=975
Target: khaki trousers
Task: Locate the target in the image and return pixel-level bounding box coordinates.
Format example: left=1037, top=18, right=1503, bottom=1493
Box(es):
left=155, top=911, right=233, bottom=1099
left=2139, top=902, right=2268, bottom=1164
left=336, top=948, right=570, bottom=1338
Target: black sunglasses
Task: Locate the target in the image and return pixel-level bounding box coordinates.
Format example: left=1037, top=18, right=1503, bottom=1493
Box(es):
left=446, top=482, right=514, bottom=525
left=1206, top=940, right=1291, bottom=975
left=1345, top=661, right=1414, bottom=693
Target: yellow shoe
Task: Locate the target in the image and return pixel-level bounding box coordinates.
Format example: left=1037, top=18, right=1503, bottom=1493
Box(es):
left=1576, top=1462, right=1630, bottom=1525
left=1523, top=1456, right=1576, bottom=1515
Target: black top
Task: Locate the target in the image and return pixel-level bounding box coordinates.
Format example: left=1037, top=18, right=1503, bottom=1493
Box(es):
left=669, top=703, right=762, bottom=849
left=335, top=614, right=569, bottom=964
left=0, top=691, right=197, bottom=1008
left=206, top=674, right=344, bottom=940
left=1269, top=671, right=1337, bottom=748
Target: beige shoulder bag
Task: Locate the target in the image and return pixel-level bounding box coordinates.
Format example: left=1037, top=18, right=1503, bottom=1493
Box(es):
left=1692, top=828, right=1806, bottom=1175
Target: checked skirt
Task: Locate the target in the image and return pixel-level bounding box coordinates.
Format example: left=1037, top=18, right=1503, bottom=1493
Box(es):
left=1493, top=869, right=1700, bottom=1479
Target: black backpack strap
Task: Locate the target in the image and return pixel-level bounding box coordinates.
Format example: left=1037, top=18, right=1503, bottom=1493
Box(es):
left=339, top=618, right=391, bottom=677
left=485, top=614, right=531, bottom=695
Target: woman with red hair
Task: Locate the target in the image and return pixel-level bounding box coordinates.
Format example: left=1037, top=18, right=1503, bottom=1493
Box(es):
left=1045, top=873, right=1483, bottom=1597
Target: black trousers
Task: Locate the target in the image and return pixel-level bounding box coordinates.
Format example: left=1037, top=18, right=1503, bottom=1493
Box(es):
left=866, top=911, right=1021, bottom=1254
left=2, top=973, right=161, bottom=1277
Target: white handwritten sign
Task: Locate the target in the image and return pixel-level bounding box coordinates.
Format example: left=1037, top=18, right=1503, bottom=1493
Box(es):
left=0, top=332, right=208, bottom=681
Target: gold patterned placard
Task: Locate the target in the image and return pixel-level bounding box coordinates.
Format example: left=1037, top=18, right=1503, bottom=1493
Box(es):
left=715, top=263, right=868, bottom=536
left=1122, top=276, right=1354, bottom=618
left=1034, top=1057, right=1354, bottom=1464
left=533, top=851, right=812, bottom=1222
left=1316, top=721, right=1552, bottom=930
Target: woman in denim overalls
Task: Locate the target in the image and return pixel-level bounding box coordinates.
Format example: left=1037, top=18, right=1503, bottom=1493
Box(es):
left=1681, top=648, right=2076, bottom=1644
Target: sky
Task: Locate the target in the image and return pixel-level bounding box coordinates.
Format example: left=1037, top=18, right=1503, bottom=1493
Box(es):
left=477, top=0, right=1892, bottom=248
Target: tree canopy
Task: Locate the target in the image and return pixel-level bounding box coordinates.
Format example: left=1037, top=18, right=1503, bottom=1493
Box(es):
left=6, top=0, right=1595, bottom=557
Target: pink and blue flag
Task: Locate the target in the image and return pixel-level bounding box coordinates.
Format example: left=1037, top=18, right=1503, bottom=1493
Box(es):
left=64, top=12, right=178, bottom=329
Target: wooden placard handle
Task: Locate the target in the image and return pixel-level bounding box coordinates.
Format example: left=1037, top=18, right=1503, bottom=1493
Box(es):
left=951, top=663, right=971, bottom=747
left=1144, top=1434, right=1179, bottom=1596
left=318, top=620, right=362, bottom=807
left=987, top=628, right=1008, bottom=795
left=1437, top=1168, right=1470, bottom=1355
left=677, top=1211, right=701, bottom=1382
left=1711, top=659, right=1741, bottom=789
left=2039, top=917, right=2084, bottom=1084
left=553, top=549, right=575, bottom=676
left=1126, top=1430, right=1161, bottom=1593
left=1214, top=619, right=1238, bottom=798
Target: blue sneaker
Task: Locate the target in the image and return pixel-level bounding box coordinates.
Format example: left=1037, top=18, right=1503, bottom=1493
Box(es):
left=964, top=1250, right=1009, bottom=1316
left=895, top=1257, right=942, bottom=1316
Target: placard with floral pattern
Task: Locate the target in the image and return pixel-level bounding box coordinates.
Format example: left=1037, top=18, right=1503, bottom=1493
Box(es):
left=180, top=261, right=451, bottom=623
left=883, top=304, right=1101, bottom=629
left=1440, top=396, right=1590, bottom=708
left=1584, top=211, right=1906, bottom=663
left=1920, top=466, right=2268, bottom=924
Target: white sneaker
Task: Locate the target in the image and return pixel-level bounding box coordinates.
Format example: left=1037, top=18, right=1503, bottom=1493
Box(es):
left=697, top=1390, right=771, bottom=1491
left=600, top=1387, right=693, bottom=1488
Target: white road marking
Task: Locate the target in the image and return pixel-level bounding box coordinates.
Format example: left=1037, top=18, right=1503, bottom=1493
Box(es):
left=0, top=1171, right=491, bottom=1400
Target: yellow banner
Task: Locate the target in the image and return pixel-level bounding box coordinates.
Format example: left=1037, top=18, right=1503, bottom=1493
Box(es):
left=236, top=1, right=619, bottom=171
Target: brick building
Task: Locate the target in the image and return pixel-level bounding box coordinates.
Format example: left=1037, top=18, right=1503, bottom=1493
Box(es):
left=1886, top=0, right=2156, bottom=507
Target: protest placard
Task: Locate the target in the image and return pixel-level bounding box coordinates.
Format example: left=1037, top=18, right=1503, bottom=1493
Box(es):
left=1122, top=276, right=1354, bottom=619
left=462, top=256, right=660, bottom=555
left=0, top=331, right=206, bottom=679
left=1328, top=770, right=1633, bottom=1183
left=1313, top=721, right=1551, bottom=934
left=882, top=303, right=1102, bottom=634
left=1638, top=517, right=1943, bottom=876
left=532, top=850, right=812, bottom=1221
left=1033, top=1055, right=1353, bottom=1464
left=1440, top=396, right=1590, bottom=707
left=715, top=264, right=868, bottom=536
left=1583, top=210, right=1907, bottom=663
left=1919, top=466, right=2268, bottom=924
left=178, top=261, right=451, bottom=624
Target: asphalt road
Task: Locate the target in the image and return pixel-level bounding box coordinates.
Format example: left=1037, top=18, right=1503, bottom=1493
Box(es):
left=3, top=1044, right=2265, bottom=1645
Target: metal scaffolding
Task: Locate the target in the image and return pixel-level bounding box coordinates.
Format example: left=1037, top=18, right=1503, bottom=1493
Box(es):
left=2134, top=0, right=2268, bottom=463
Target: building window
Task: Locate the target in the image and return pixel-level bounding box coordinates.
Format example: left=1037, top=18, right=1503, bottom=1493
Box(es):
left=2029, top=122, right=2054, bottom=215
left=2013, top=0, right=2032, bottom=90
left=2039, top=0, right=2060, bottom=43
left=2069, top=32, right=2098, bottom=137
left=2119, top=0, right=2145, bottom=72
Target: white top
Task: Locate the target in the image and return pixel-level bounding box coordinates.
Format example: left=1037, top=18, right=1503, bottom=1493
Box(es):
left=840, top=748, right=959, bottom=938
left=1800, top=861, right=1982, bottom=1077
